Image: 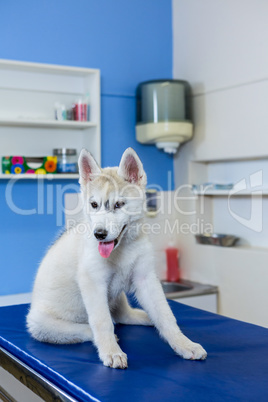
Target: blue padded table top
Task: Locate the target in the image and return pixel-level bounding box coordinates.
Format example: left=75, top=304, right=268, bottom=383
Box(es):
left=0, top=302, right=268, bottom=402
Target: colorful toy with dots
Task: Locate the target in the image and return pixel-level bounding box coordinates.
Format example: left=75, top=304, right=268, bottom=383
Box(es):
left=2, top=156, right=58, bottom=175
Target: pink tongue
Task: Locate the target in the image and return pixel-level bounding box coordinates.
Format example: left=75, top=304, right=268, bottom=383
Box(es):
left=98, top=241, right=115, bottom=258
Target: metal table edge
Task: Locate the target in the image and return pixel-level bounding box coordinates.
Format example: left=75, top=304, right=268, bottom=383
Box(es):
left=0, top=346, right=78, bottom=402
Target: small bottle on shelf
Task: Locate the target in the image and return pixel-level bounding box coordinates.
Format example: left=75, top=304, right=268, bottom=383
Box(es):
left=85, top=92, right=90, bottom=121
left=74, top=99, right=83, bottom=121
left=53, top=148, right=78, bottom=173
left=54, top=103, right=67, bottom=121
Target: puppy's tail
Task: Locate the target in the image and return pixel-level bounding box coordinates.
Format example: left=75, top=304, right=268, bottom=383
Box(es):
left=26, top=309, right=93, bottom=344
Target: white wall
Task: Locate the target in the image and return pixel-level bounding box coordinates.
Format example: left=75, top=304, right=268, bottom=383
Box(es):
left=172, top=0, right=268, bottom=327
left=172, top=0, right=268, bottom=95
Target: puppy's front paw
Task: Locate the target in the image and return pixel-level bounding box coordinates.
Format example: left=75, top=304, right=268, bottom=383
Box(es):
left=101, top=351, right=128, bottom=369
left=173, top=335, right=207, bottom=360
left=181, top=341, right=207, bottom=360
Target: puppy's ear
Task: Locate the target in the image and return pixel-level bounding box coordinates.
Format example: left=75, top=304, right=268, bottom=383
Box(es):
left=118, top=148, right=147, bottom=187
left=78, top=149, right=101, bottom=186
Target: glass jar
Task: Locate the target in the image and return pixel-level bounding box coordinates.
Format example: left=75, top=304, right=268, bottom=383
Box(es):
left=53, top=148, right=78, bottom=173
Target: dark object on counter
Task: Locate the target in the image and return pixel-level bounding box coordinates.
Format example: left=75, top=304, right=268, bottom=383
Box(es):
left=161, top=280, right=192, bottom=293
left=146, top=189, right=157, bottom=212
left=195, top=233, right=239, bottom=247
left=53, top=148, right=78, bottom=173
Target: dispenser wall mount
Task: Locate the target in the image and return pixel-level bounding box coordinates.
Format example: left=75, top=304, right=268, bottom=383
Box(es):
left=135, top=80, right=193, bottom=154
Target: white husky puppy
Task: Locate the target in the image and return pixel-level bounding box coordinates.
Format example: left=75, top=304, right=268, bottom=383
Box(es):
left=27, top=148, right=207, bottom=369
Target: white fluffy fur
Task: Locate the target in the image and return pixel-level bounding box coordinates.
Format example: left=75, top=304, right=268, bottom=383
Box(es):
left=27, top=148, right=207, bottom=369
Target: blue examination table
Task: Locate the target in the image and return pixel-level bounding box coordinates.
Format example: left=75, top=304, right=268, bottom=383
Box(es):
left=0, top=301, right=268, bottom=401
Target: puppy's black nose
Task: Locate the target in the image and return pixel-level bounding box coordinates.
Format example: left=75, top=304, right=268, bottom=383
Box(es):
left=94, top=228, right=108, bottom=241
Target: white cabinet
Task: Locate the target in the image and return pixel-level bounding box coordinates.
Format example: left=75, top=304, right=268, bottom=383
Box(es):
left=173, top=294, right=218, bottom=314
left=0, top=59, right=100, bottom=178
left=189, top=156, right=268, bottom=249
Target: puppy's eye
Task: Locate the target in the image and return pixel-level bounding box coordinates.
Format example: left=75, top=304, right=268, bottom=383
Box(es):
left=114, top=201, right=125, bottom=210
left=91, top=202, right=98, bottom=209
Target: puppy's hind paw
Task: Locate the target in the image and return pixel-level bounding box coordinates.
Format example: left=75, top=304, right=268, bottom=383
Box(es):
left=102, top=352, right=128, bottom=369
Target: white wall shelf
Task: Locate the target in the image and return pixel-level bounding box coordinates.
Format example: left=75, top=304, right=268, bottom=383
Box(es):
left=0, top=59, right=101, bottom=176
left=190, top=158, right=268, bottom=194
left=0, top=118, right=97, bottom=130
left=192, top=154, right=268, bottom=164
left=0, top=173, right=79, bottom=180
left=196, top=244, right=268, bottom=253
left=192, top=190, right=268, bottom=196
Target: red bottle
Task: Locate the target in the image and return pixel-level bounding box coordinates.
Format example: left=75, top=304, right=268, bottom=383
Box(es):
left=166, top=246, right=180, bottom=282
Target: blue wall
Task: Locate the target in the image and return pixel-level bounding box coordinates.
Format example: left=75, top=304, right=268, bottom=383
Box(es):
left=0, top=0, right=173, bottom=295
